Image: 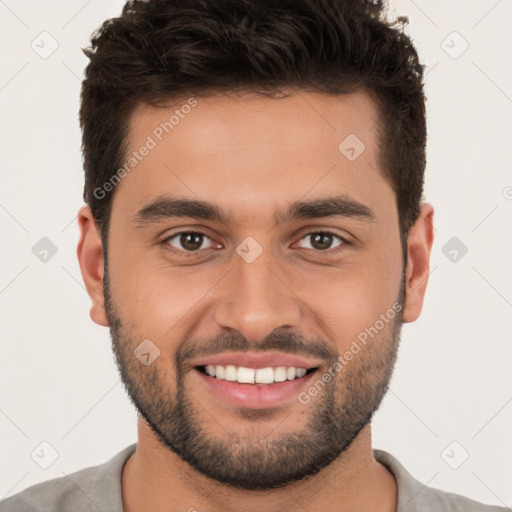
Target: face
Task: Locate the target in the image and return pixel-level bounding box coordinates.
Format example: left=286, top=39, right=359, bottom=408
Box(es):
left=84, top=90, right=420, bottom=489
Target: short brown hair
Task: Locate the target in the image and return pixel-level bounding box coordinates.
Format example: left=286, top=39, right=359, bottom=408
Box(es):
left=80, top=0, right=426, bottom=260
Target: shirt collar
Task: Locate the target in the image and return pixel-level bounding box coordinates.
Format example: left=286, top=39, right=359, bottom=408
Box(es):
left=373, top=448, right=430, bottom=511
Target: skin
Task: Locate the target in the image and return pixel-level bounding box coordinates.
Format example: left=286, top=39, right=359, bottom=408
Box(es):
left=77, top=89, right=434, bottom=512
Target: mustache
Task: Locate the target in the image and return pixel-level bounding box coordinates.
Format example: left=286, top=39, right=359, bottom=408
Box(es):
left=177, top=330, right=338, bottom=368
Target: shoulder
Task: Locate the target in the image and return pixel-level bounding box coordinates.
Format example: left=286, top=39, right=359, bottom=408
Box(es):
left=0, top=444, right=136, bottom=512
left=373, top=448, right=508, bottom=512
left=417, top=484, right=508, bottom=512
left=0, top=466, right=99, bottom=512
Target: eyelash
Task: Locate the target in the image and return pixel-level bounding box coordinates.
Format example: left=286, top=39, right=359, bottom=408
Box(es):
left=161, top=229, right=350, bottom=258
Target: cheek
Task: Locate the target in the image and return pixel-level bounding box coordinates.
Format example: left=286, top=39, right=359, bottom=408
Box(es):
left=289, top=241, right=403, bottom=347
left=108, top=255, right=218, bottom=339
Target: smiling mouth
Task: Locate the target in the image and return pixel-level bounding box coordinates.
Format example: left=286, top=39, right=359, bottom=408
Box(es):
left=196, top=364, right=319, bottom=385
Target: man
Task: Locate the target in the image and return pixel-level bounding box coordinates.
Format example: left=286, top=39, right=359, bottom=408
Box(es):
left=1, top=0, right=506, bottom=511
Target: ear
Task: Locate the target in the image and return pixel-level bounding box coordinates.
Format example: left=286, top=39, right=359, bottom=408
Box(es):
left=402, top=203, right=435, bottom=323
left=76, top=205, right=109, bottom=327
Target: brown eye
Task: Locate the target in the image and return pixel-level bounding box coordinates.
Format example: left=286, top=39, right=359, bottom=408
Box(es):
left=296, top=231, right=347, bottom=252
left=164, top=231, right=216, bottom=252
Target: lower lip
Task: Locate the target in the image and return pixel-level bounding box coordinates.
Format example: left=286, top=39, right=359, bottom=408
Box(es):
left=193, top=368, right=319, bottom=409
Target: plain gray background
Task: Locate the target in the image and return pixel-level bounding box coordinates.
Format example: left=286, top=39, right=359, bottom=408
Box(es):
left=1, top=0, right=511, bottom=506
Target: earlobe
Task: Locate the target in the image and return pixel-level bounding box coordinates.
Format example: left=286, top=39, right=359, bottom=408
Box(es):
left=402, top=203, right=435, bottom=323
left=76, top=205, right=109, bottom=327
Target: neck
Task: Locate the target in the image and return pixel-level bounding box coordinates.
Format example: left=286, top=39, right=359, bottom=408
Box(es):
left=121, top=418, right=397, bottom=512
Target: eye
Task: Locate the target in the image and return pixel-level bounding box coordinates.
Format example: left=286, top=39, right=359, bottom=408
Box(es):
left=161, top=229, right=350, bottom=257
left=295, top=230, right=348, bottom=253
left=163, top=231, right=220, bottom=253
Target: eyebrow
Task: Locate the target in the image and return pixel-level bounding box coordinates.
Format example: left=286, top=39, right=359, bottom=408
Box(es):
left=132, top=194, right=376, bottom=228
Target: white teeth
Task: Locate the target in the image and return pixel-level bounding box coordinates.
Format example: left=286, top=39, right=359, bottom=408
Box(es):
left=215, top=365, right=224, bottom=379
left=255, top=367, right=274, bottom=384
left=237, top=366, right=255, bottom=383
left=224, top=365, right=237, bottom=381
left=202, top=364, right=313, bottom=384
left=274, top=367, right=287, bottom=382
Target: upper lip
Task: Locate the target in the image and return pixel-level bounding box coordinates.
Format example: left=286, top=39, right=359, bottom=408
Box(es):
left=190, top=351, right=323, bottom=370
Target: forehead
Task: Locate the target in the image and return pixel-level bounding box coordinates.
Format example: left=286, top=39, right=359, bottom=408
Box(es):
left=112, top=89, right=392, bottom=226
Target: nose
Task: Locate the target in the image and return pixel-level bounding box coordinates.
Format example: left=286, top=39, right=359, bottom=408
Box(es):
left=213, top=249, right=302, bottom=342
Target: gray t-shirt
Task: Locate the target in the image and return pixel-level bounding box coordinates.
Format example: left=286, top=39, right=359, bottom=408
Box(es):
left=0, top=444, right=507, bottom=511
